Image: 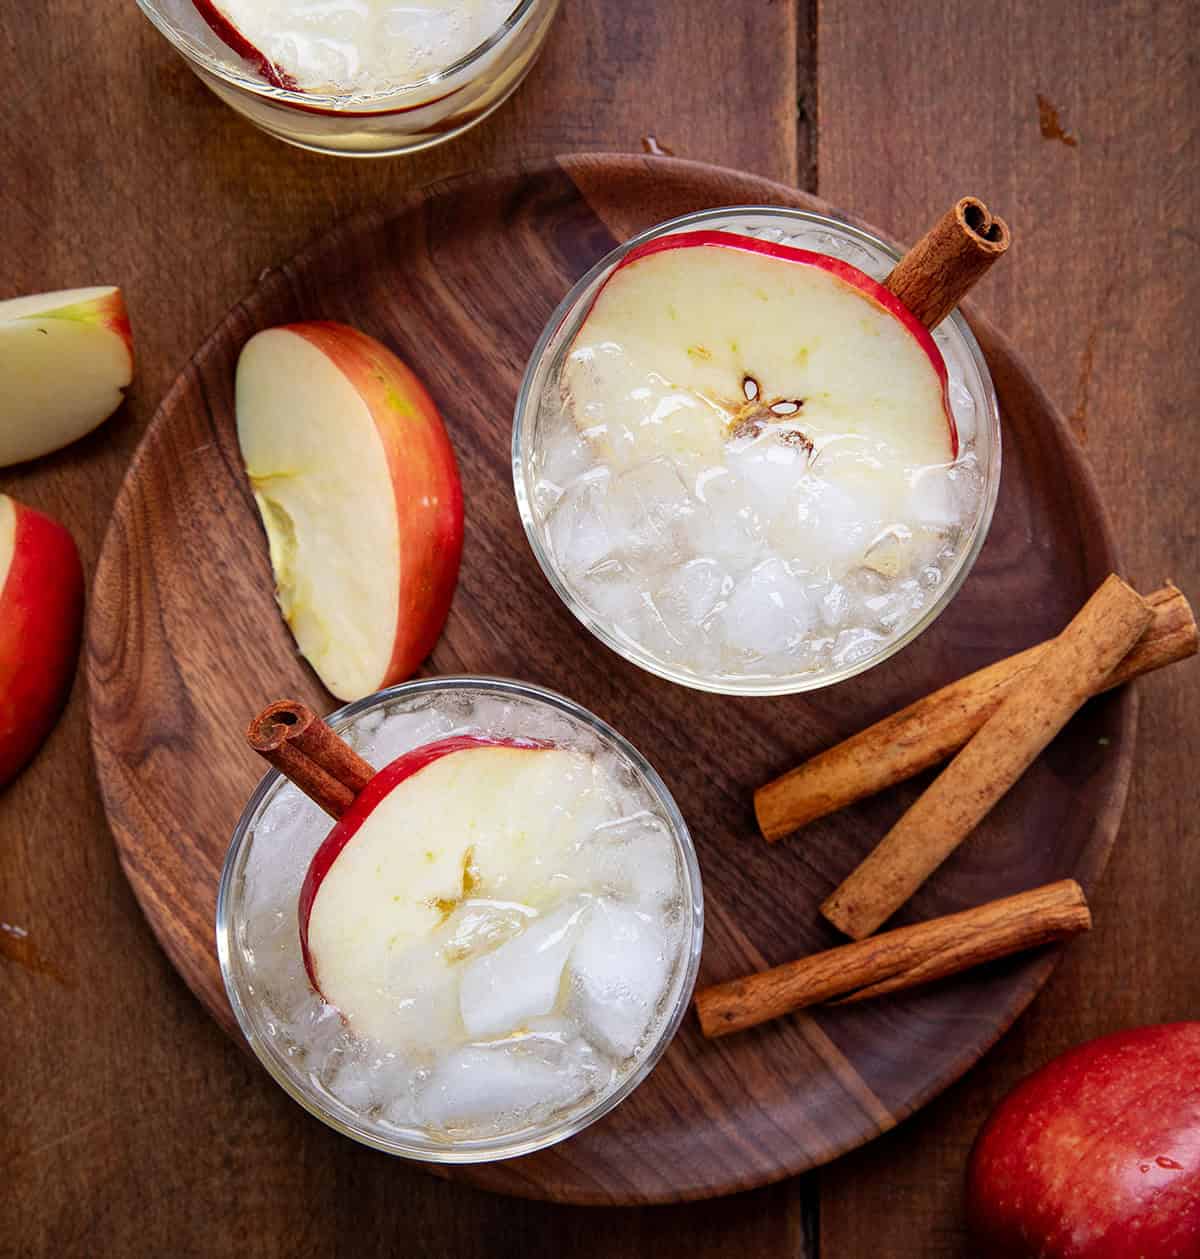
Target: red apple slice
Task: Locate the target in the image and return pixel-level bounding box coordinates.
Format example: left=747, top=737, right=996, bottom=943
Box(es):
left=0, top=495, right=85, bottom=787
left=565, top=229, right=956, bottom=473
left=298, top=737, right=603, bottom=1047
left=235, top=322, right=463, bottom=702
left=0, top=287, right=134, bottom=468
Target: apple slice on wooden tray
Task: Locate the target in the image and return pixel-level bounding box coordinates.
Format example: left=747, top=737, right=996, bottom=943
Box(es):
left=0, top=287, right=134, bottom=468
left=0, top=495, right=85, bottom=787
left=235, top=322, right=463, bottom=702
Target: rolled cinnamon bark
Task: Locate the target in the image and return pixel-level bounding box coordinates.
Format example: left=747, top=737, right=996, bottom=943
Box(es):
left=821, top=575, right=1151, bottom=940
left=695, top=880, right=1090, bottom=1038
left=883, top=197, right=1011, bottom=329
left=246, top=699, right=375, bottom=818
left=756, top=583, right=1196, bottom=843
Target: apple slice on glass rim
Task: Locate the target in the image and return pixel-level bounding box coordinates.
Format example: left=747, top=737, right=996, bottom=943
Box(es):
left=296, top=735, right=604, bottom=1048
left=193, top=0, right=518, bottom=95
left=564, top=229, right=957, bottom=476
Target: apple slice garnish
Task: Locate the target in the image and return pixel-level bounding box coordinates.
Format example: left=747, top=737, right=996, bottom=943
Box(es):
left=298, top=737, right=602, bottom=1047
left=192, top=0, right=508, bottom=94
left=235, top=322, right=463, bottom=702
left=564, top=229, right=956, bottom=473
left=0, top=495, right=85, bottom=787
left=0, top=287, right=134, bottom=468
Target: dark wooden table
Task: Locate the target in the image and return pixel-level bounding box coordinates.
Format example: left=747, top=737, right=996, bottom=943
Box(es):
left=2, top=3, right=1196, bottom=1254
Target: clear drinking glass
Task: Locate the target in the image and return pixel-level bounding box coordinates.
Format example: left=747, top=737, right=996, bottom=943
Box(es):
left=216, top=677, right=704, bottom=1163
left=134, top=0, right=561, bottom=156
left=512, top=207, right=1003, bottom=697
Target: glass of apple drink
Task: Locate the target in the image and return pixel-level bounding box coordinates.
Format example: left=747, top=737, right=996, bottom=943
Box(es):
left=134, top=0, right=561, bottom=155
left=513, top=208, right=1003, bottom=696
left=217, top=678, right=703, bottom=1163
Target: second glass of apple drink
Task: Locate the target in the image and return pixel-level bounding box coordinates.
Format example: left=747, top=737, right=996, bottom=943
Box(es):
left=134, top=0, right=562, bottom=156
left=218, top=678, right=703, bottom=1163
left=513, top=207, right=1004, bottom=696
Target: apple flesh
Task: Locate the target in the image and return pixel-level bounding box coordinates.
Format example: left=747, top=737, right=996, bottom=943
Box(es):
left=299, top=737, right=603, bottom=1046
left=566, top=229, right=955, bottom=471
left=0, top=287, right=134, bottom=468
left=0, top=495, right=85, bottom=787
left=236, top=322, right=463, bottom=702
left=966, top=1022, right=1200, bottom=1258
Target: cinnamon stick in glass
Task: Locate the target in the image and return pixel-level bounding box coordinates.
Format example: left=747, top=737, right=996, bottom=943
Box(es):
left=695, top=879, right=1090, bottom=1039
left=821, top=575, right=1151, bottom=940
left=246, top=699, right=374, bottom=818
left=756, top=583, right=1196, bottom=843
left=884, top=197, right=1011, bottom=329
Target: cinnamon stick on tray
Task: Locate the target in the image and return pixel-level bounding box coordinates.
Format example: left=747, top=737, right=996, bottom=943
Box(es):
left=246, top=699, right=374, bottom=818
left=695, top=880, right=1090, bottom=1039
left=883, top=196, right=1011, bottom=329
left=756, top=583, right=1197, bottom=842
left=821, top=575, right=1152, bottom=941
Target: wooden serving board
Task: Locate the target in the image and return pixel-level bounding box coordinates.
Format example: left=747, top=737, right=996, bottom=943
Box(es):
left=86, top=154, right=1135, bottom=1205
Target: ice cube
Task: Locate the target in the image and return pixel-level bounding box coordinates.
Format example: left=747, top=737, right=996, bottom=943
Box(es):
left=654, top=558, right=727, bottom=627
left=719, top=558, right=815, bottom=657
left=906, top=466, right=957, bottom=528
left=726, top=432, right=807, bottom=505
left=605, top=459, right=695, bottom=570
left=417, top=1042, right=593, bottom=1131
left=568, top=899, right=671, bottom=1060
left=458, top=902, right=587, bottom=1039
left=685, top=467, right=767, bottom=574
left=535, top=422, right=595, bottom=510
left=439, top=899, right=534, bottom=964
left=547, top=472, right=616, bottom=578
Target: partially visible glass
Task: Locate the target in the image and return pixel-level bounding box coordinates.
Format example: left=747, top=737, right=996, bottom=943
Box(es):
left=134, top=0, right=561, bottom=156
left=217, top=677, right=704, bottom=1164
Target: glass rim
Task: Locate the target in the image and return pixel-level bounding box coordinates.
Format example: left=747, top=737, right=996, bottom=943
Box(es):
left=215, top=675, right=705, bottom=1164
left=134, top=0, right=541, bottom=109
left=511, top=205, right=1003, bottom=698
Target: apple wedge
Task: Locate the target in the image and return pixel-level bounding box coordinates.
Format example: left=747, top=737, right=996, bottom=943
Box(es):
left=565, top=230, right=956, bottom=473
left=298, top=737, right=601, bottom=1046
left=0, top=287, right=134, bottom=468
left=0, top=495, right=85, bottom=787
left=236, top=322, right=463, bottom=702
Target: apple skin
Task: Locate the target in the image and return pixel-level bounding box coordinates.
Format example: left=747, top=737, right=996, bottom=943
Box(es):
left=606, top=229, right=957, bottom=457
left=0, top=496, right=85, bottom=787
left=966, top=1022, right=1200, bottom=1258
left=297, top=734, right=543, bottom=987
left=192, top=0, right=297, bottom=90
left=0, top=286, right=135, bottom=468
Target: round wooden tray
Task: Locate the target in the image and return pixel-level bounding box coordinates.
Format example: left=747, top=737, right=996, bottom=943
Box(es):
left=87, top=154, right=1135, bottom=1205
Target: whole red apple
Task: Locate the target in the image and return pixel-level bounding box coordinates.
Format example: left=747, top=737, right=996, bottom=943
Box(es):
left=966, top=1022, right=1200, bottom=1258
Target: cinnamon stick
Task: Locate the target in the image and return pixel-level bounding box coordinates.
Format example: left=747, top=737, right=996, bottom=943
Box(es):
left=695, top=880, right=1090, bottom=1039
left=884, top=196, right=1011, bottom=329
left=246, top=699, right=375, bottom=818
left=756, top=583, right=1196, bottom=842
left=821, top=575, right=1151, bottom=940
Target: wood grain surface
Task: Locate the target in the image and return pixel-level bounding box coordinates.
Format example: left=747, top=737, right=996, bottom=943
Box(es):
left=1, top=0, right=1195, bottom=1254
left=84, top=154, right=1133, bottom=1205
